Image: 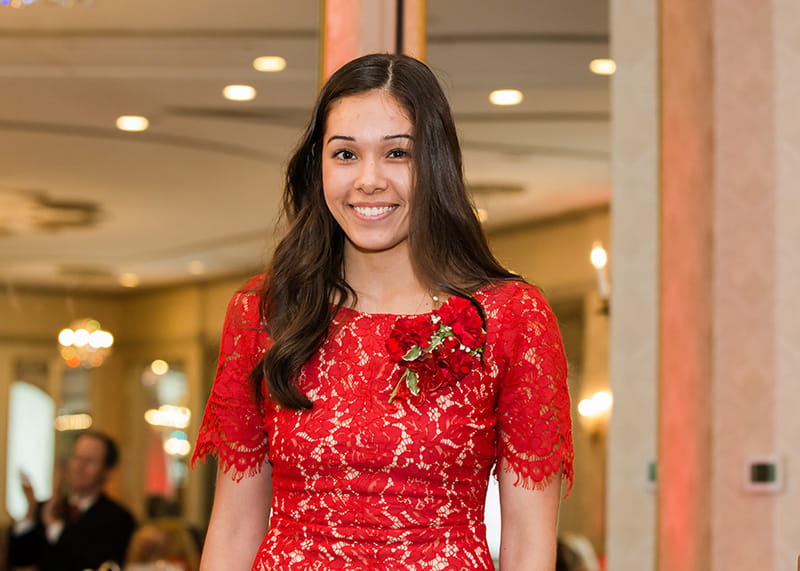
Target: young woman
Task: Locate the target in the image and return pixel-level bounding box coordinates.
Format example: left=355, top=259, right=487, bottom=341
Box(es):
left=193, top=53, right=573, bottom=570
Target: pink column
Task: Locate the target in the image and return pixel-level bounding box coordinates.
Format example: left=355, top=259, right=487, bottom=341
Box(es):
left=658, top=1, right=713, bottom=569
left=321, top=0, right=426, bottom=82
left=659, top=0, right=777, bottom=568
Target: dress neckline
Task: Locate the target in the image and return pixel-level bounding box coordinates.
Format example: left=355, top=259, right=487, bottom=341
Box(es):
left=337, top=299, right=447, bottom=319
left=332, top=282, right=499, bottom=319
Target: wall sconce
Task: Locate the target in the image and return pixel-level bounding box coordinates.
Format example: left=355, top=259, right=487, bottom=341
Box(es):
left=590, top=241, right=610, bottom=315
left=578, top=390, right=613, bottom=439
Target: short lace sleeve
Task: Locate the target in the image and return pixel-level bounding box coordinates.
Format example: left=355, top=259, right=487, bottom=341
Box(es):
left=192, top=276, right=270, bottom=481
left=490, top=282, right=574, bottom=496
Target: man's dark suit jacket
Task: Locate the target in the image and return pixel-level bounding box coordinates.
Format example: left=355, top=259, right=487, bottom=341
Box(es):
left=7, top=493, right=136, bottom=571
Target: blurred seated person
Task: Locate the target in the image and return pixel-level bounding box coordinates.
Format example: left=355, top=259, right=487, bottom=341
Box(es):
left=557, top=532, right=602, bottom=571
left=125, top=518, right=199, bottom=571
left=556, top=539, right=582, bottom=571
left=7, top=430, right=136, bottom=571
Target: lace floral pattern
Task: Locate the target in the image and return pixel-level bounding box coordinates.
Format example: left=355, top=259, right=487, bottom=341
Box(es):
left=192, top=285, right=270, bottom=479
left=193, top=276, right=573, bottom=569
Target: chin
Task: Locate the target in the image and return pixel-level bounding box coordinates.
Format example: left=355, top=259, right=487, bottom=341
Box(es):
left=348, top=238, right=408, bottom=254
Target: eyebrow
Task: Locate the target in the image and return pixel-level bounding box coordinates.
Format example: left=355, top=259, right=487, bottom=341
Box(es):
left=325, top=134, right=414, bottom=145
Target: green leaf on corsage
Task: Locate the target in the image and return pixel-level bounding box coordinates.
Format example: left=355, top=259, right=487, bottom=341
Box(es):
left=405, top=369, right=419, bottom=395
left=403, top=345, right=423, bottom=361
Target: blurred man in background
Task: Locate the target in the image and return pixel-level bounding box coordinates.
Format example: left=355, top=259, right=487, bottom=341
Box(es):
left=7, top=430, right=136, bottom=571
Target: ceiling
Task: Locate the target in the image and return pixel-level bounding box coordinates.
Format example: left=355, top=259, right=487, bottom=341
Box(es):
left=0, top=0, right=610, bottom=291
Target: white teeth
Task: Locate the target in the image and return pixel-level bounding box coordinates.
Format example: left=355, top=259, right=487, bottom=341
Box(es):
left=353, top=205, right=395, bottom=217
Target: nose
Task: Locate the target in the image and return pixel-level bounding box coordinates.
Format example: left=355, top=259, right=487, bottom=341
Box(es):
left=355, top=158, right=386, bottom=194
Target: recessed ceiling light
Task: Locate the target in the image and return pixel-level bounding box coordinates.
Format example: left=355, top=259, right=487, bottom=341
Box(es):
left=589, top=58, right=617, bottom=76
left=253, top=56, right=287, bottom=72
left=223, top=84, right=256, bottom=101
left=116, top=115, right=149, bottom=132
left=118, top=273, right=140, bottom=287
left=489, top=89, right=523, bottom=106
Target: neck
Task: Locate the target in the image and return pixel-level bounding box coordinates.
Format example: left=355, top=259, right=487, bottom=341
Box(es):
left=343, top=243, right=433, bottom=314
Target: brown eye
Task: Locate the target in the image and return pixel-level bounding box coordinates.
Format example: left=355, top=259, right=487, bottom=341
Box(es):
left=333, top=149, right=356, bottom=160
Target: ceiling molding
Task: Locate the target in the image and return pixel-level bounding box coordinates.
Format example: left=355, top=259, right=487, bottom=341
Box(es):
left=0, top=120, right=283, bottom=163
left=0, top=29, right=605, bottom=45
left=165, top=106, right=308, bottom=128
left=121, top=229, right=271, bottom=263
left=462, top=140, right=609, bottom=160
left=0, top=28, right=318, bottom=39
left=455, top=111, right=609, bottom=123
left=428, top=32, right=609, bottom=45
left=0, top=228, right=269, bottom=266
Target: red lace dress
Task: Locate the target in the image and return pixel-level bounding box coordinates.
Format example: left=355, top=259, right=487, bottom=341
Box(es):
left=193, top=277, right=573, bottom=570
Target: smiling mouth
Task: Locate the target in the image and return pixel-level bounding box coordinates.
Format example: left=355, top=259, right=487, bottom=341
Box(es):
left=351, top=205, right=397, bottom=218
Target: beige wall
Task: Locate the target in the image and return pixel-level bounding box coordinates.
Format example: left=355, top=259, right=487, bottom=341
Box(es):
left=607, top=2, right=660, bottom=569
left=490, top=208, right=609, bottom=299
left=773, top=0, right=800, bottom=564
left=0, top=290, right=126, bottom=512
left=490, top=208, right=611, bottom=555
left=711, top=0, right=800, bottom=568
left=114, top=275, right=252, bottom=524
left=0, top=275, right=251, bottom=528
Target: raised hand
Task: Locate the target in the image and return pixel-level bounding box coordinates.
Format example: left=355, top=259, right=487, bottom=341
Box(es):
left=19, top=470, right=37, bottom=521
left=40, top=466, right=65, bottom=527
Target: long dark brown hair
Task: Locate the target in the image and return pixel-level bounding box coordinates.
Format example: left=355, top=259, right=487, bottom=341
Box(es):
left=254, top=53, right=519, bottom=409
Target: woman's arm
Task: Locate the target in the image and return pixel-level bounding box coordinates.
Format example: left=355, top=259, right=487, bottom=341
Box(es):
left=200, top=459, right=272, bottom=571
left=498, top=471, right=562, bottom=571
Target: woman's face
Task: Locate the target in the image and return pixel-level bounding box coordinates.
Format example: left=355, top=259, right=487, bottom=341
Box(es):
left=321, top=90, right=415, bottom=258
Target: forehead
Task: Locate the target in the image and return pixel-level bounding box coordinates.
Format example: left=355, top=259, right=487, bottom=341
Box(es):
left=324, top=90, right=412, bottom=136
left=73, top=435, right=106, bottom=458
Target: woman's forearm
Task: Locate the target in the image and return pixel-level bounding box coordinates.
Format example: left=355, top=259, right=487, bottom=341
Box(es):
left=199, top=461, right=272, bottom=571
left=498, top=471, right=561, bottom=571
left=200, top=521, right=266, bottom=571
left=499, top=530, right=557, bottom=570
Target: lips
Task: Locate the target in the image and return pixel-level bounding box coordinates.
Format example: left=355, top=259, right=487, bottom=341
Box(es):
left=351, top=205, right=397, bottom=218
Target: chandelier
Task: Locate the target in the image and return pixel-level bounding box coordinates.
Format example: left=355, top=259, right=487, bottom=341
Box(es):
left=1, top=0, right=93, bottom=7
left=58, top=318, right=114, bottom=368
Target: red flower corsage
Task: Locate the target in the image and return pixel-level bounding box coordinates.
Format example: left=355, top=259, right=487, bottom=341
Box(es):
left=386, top=296, right=486, bottom=403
